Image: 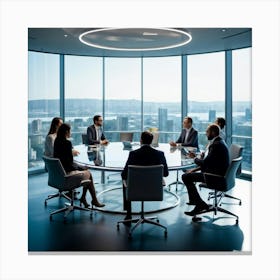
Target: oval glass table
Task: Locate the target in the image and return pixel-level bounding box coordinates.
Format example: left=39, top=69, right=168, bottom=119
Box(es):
left=74, top=142, right=196, bottom=214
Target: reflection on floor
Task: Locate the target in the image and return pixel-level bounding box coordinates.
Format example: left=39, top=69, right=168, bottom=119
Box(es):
left=28, top=170, right=251, bottom=253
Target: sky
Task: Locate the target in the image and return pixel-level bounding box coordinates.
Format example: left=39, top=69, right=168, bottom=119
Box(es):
left=28, top=41, right=251, bottom=103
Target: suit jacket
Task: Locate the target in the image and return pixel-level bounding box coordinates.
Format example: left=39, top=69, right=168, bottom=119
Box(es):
left=53, top=138, right=76, bottom=173
left=194, top=136, right=229, bottom=176
left=121, top=145, right=169, bottom=180
left=87, top=125, right=106, bottom=145
left=176, top=127, right=198, bottom=148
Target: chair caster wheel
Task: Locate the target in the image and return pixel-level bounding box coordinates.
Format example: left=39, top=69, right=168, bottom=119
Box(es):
left=157, top=219, right=159, bottom=223
left=117, top=224, right=120, bottom=230
left=236, top=219, right=239, bottom=225
left=239, top=202, right=242, bottom=206
left=164, top=231, right=167, bottom=238
left=45, top=201, right=47, bottom=206
left=49, top=215, right=53, bottom=221
left=192, top=216, right=202, bottom=222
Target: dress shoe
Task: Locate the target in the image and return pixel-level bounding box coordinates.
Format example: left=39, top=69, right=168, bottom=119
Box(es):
left=79, top=197, right=90, bottom=208
left=91, top=200, right=105, bottom=208
left=186, top=201, right=196, bottom=205
left=184, top=202, right=209, bottom=216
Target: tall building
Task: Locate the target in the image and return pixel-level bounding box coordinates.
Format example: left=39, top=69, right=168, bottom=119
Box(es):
left=31, top=119, right=42, bottom=134
left=158, top=108, right=168, bottom=131
left=117, top=116, right=129, bottom=131
left=208, top=110, right=216, bottom=122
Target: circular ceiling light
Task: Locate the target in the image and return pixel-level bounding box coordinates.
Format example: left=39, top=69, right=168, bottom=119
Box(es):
left=79, top=28, right=192, bottom=51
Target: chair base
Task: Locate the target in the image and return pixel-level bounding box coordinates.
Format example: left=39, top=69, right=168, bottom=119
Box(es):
left=45, top=190, right=80, bottom=206
left=208, top=191, right=242, bottom=206
left=117, top=215, right=167, bottom=239
left=192, top=205, right=239, bottom=224
left=50, top=202, right=92, bottom=220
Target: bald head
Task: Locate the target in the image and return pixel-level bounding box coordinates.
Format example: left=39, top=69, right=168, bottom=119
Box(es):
left=206, top=124, right=220, bottom=140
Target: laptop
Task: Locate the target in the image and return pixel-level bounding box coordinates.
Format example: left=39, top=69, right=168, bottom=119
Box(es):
left=122, top=141, right=132, bottom=149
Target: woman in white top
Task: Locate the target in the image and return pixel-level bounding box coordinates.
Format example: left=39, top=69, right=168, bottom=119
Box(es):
left=44, top=117, right=63, bottom=157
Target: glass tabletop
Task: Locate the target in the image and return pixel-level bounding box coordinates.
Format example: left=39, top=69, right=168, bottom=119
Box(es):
left=74, top=142, right=196, bottom=172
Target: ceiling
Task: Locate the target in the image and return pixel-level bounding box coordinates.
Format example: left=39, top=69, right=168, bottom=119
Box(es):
left=28, top=28, right=252, bottom=57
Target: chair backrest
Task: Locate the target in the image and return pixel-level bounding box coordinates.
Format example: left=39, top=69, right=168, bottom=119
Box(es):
left=82, top=133, right=89, bottom=145
left=151, top=132, right=159, bottom=147
left=42, top=156, right=66, bottom=190
left=120, top=132, right=134, bottom=142
left=229, top=143, right=243, bottom=176
left=127, top=165, right=163, bottom=201
left=229, top=143, right=243, bottom=161
left=225, top=156, right=242, bottom=191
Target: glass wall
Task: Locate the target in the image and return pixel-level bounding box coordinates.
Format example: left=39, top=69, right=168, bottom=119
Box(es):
left=28, top=49, right=252, bottom=175
left=104, top=58, right=141, bottom=142
left=64, top=56, right=103, bottom=145
left=187, top=52, right=225, bottom=149
left=232, top=48, right=252, bottom=172
left=143, top=56, right=181, bottom=143
left=28, top=51, right=60, bottom=171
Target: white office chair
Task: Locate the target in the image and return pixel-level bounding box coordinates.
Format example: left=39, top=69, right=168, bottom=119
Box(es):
left=43, top=156, right=92, bottom=220
left=117, top=165, right=167, bottom=239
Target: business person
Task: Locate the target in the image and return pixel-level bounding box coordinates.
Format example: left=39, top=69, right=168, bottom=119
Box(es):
left=182, top=124, right=229, bottom=215
left=87, top=115, right=109, bottom=145
left=215, top=117, right=226, bottom=141
left=44, top=117, right=63, bottom=157
left=170, top=116, right=198, bottom=148
left=121, top=131, right=169, bottom=223
left=54, top=123, right=105, bottom=208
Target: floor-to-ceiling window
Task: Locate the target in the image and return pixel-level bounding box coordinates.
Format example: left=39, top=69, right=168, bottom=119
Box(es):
left=187, top=52, right=225, bottom=149
left=143, top=56, right=181, bottom=143
left=232, top=48, right=252, bottom=172
left=104, top=58, right=141, bottom=142
left=28, top=51, right=60, bottom=171
left=64, top=56, right=103, bottom=145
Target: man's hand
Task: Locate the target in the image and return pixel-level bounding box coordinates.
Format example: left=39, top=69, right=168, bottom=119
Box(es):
left=101, top=139, right=109, bottom=145
left=169, top=141, right=177, bottom=147
left=72, top=149, right=80, bottom=156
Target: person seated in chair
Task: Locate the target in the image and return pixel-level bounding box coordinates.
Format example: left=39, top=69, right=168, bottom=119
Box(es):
left=169, top=116, right=198, bottom=148
left=87, top=115, right=109, bottom=145
left=182, top=124, right=229, bottom=216
left=215, top=117, right=226, bottom=141
left=54, top=123, right=105, bottom=208
left=121, top=131, right=169, bottom=224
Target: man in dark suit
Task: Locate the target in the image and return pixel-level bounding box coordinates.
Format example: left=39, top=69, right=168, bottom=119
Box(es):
left=170, top=116, right=198, bottom=148
left=87, top=115, right=109, bottom=145
left=182, top=124, right=229, bottom=215
left=121, top=131, right=169, bottom=222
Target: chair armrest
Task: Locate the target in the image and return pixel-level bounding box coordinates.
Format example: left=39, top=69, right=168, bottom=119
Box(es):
left=203, top=172, right=226, bottom=189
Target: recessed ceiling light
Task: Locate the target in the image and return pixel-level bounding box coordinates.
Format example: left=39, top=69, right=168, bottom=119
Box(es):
left=79, top=28, right=192, bottom=51
left=64, top=34, right=68, bottom=37
left=222, top=29, right=227, bottom=32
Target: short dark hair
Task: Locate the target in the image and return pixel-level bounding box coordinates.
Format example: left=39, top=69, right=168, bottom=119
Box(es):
left=208, top=124, right=220, bottom=137
left=93, top=115, right=102, bottom=124
left=141, top=131, right=153, bottom=145
left=184, top=116, right=193, bottom=125
left=56, top=123, right=71, bottom=139
left=216, top=117, right=226, bottom=129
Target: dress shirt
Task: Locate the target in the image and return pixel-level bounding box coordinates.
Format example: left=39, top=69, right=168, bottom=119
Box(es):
left=184, top=128, right=191, bottom=144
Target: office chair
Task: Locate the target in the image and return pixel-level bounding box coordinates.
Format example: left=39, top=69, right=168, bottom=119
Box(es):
left=117, top=165, right=168, bottom=239
left=207, top=144, right=243, bottom=205
left=43, top=156, right=92, bottom=220
left=192, top=156, right=243, bottom=224
left=82, top=133, right=89, bottom=145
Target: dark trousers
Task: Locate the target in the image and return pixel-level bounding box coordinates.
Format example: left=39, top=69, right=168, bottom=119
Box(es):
left=122, top=182, right=131, bottom=217
left=182, top=172, right=206, bottom=205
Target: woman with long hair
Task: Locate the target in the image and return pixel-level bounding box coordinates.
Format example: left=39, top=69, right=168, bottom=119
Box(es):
left=54, top=123, right=105, bottom=208
left=44, top=117, right=63, bottom=157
